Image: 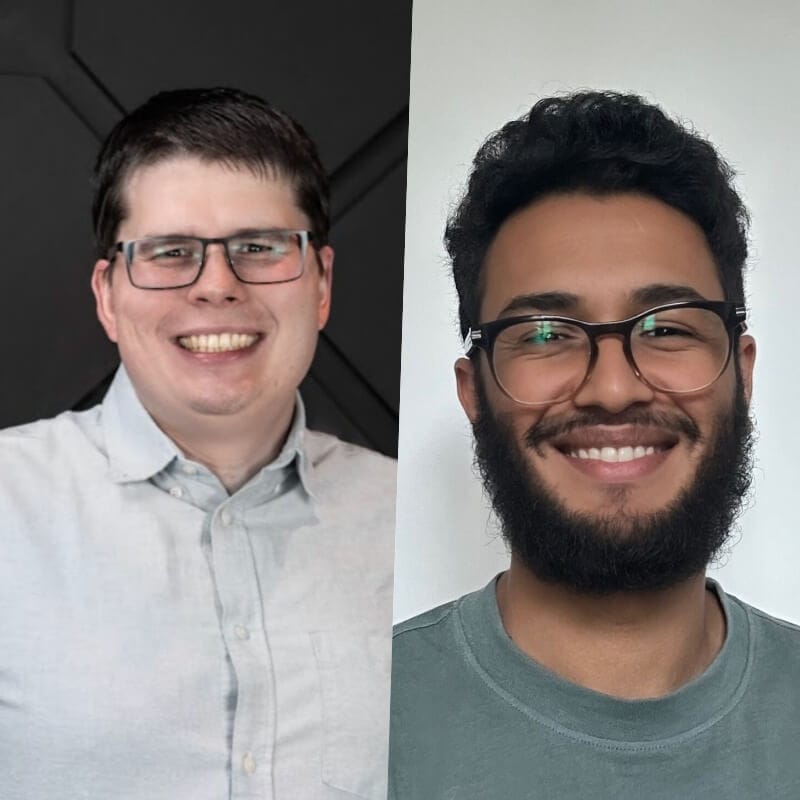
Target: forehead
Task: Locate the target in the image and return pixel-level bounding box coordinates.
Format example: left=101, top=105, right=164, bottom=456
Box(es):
left=480, top=192, right=724, bottom=321
left=118, top=155, right=303, bottom=237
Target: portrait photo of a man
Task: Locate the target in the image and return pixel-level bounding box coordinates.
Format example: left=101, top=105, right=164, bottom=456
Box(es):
left=390, top=2, right=800, bottom=798
left=0, top=4, right=409, bottom=798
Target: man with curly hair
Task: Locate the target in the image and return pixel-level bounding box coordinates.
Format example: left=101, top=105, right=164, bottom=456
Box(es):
left=389, top=91, right=800, bottom=798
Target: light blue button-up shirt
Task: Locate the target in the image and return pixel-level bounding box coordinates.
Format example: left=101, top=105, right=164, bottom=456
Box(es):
left=0, top=367, right=395, bottom=800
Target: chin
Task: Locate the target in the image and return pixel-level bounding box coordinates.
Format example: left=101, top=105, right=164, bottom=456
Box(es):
left=186, top=395, right=253, bottom=417
left=563, top=485, right=687, bottom=518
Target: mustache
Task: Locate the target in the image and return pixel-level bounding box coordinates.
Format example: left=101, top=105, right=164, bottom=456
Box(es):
left=523, top=408, right=701, bottom=450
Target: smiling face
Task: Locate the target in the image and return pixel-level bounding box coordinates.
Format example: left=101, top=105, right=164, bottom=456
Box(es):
left=91, top=156, right=332, bottom=439
left=456, top=192, right=756, bottom=586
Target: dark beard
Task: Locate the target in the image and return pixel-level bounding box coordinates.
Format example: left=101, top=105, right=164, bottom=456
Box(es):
left=472, top=378, right=755, bottom=594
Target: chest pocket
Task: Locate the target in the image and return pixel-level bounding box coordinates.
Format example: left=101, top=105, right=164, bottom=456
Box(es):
left=311, top=630, right=391, bottom=799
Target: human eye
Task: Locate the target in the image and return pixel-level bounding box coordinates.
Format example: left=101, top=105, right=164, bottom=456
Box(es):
left=231, top=232, right=293, bottom=260
left=138, top=238, right=198, bottom=264
left=637, top=312, right=697, bottom=338
left=635, top=310, right=712, bottom=351
left=521, top=320, right=574, bottom=344
left=156, top=246, right=193, bottom=259
left=500, top=320, right=581, bottom=356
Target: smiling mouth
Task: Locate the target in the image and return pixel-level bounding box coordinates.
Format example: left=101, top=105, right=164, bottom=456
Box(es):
left=566, top=445, right=663, bottom=462
left=177, top=332, right=260, bottom=353
left=550, top=425, right=679, bottom=467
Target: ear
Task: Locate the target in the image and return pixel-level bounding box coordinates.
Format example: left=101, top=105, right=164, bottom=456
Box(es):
left=91, top=259, right=119, bottom=343
left=455, top=356, right=480, bottom=423
left=315, top=245, right=334, bottom=330
left=737, top=333, right=756, bottom=405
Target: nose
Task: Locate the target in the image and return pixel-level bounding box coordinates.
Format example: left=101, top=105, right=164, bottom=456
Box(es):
left=186, top=242, right=246, bottom=304
left=571, top=333, right=655, bottom=412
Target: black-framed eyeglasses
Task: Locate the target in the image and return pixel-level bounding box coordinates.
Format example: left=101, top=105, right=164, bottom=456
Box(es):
left=108, top=229, right=313, bottom=289
left=464, top=300, right=747, bottom=406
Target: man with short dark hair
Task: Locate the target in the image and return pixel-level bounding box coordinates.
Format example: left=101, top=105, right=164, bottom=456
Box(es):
left=389, top=92, right=800, bottom=798
left=0, top=88, right=394, bottom=800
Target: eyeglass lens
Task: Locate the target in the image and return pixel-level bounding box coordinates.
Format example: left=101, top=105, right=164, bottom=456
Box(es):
left=128, top=231, right=304, bottom=288
left=491, top=307, right=731, bottom=405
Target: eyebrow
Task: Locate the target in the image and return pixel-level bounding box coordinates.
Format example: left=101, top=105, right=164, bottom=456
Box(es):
left=497, top=283, right=710, bottom=318
left=630, top=283, right=709, bottom=306
left=498, top=292, right=579, bottom=316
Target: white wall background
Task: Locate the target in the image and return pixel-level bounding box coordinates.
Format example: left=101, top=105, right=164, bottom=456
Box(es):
left=395, top=0, right=800, bottom=622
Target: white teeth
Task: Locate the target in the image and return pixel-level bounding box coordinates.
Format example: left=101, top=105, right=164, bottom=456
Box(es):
left=600, top=447, right=618, bottom=462
left=178, top=333, right=258, bottom=353
left=568, top=445, right=659, bottom=462
left=618, top=446, right=633, bottom=462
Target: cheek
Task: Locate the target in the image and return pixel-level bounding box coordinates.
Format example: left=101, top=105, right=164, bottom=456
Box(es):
left=672, top=380, right=736, bottom=444
left=494, top=404, right=550, bottom=448
left=113, top=300, right=172, bottom=344
left=276, top=290, right=323, bottom=333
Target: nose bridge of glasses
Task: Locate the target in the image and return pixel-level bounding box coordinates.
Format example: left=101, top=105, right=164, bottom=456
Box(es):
left=190, top=237, right=244, bottom=293
left=581, top=321, right=648, bottom=391
left=199, top=237, right=238, bottom=276
left=584, top=319, right=636, bottom=368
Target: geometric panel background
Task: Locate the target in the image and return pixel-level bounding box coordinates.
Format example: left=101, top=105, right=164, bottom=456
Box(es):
left=0, top=0, right=410, bottom=455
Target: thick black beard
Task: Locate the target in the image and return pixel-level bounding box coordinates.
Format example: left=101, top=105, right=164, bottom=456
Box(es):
left=472, top=378, right=755, bottom=595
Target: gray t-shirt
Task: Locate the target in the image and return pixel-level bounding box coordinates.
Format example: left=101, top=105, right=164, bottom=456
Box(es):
left=389, top=578, right=800, bottom=799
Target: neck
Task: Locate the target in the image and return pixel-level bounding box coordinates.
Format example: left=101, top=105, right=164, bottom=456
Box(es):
left=496, top=555, right=726, bottom=700
left=156, top=400, right=296, bottom=494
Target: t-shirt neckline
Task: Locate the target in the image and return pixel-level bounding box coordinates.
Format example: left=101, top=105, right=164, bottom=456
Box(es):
left=453, top=575, right=753, bottom=748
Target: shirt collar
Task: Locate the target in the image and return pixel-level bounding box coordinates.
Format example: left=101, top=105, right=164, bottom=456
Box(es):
left=102, top=365, right=315, bottom=495
left=102, top=366, right=179, bottom=483
left=253, top=390, right=316, bottom=498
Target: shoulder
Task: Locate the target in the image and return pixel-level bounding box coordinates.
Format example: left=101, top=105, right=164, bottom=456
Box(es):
left=737, top=595, right=800, bottom=651
left=392, top=597, right=467, bottom=680
left=304, top=429, right=396, bottom=468
left=394, top=599, right=460, bottom=640
left=390, top=592, right=485, bottom=762
left=725, top=590, right=800, bottom=692
left=304, top=429, right=396, bottom=492
left=0, top=408, right=105, bottom=519
left=300, top=431, right=396, bottom=570
left=0, top=407, right=101, bottom=467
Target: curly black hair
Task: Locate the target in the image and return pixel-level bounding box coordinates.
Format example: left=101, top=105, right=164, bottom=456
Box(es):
left=445, top=91, right=750, bottom=337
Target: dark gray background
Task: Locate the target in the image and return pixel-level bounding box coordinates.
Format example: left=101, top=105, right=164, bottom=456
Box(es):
left=0, top=0, right=409, bottom=456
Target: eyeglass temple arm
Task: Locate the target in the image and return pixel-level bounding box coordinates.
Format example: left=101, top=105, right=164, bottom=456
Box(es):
left=463, top=328, right=482, bottom=356
left=734, top=305, right=748, bottom=333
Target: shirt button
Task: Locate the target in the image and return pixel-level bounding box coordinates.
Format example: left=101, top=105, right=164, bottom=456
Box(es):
left=242, top=752, right=257, bottom=774
left=221, top=510, right=233, bottom=526
left=169, top=486, right=184, bottom=498
left=234, top=625, right=250, bottom=641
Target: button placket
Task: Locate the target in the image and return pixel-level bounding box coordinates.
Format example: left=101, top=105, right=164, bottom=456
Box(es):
left=234, top=625, right=250, bottom=641
left=209, top=503, right=275, bottom=798
left=242, top=751, right=257, bottom=775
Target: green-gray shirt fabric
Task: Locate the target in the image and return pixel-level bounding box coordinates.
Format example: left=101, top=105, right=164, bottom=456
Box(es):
left=389, top=577, right=800, bottom=799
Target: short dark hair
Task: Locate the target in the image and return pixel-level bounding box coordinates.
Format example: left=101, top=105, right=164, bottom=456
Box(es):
left=92, top=87, right=329, bottom=259
left=445, top=91, right=750, bottom=337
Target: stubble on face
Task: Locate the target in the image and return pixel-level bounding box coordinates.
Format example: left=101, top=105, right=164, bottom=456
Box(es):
left=471, top=372, right=755, bottom=595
